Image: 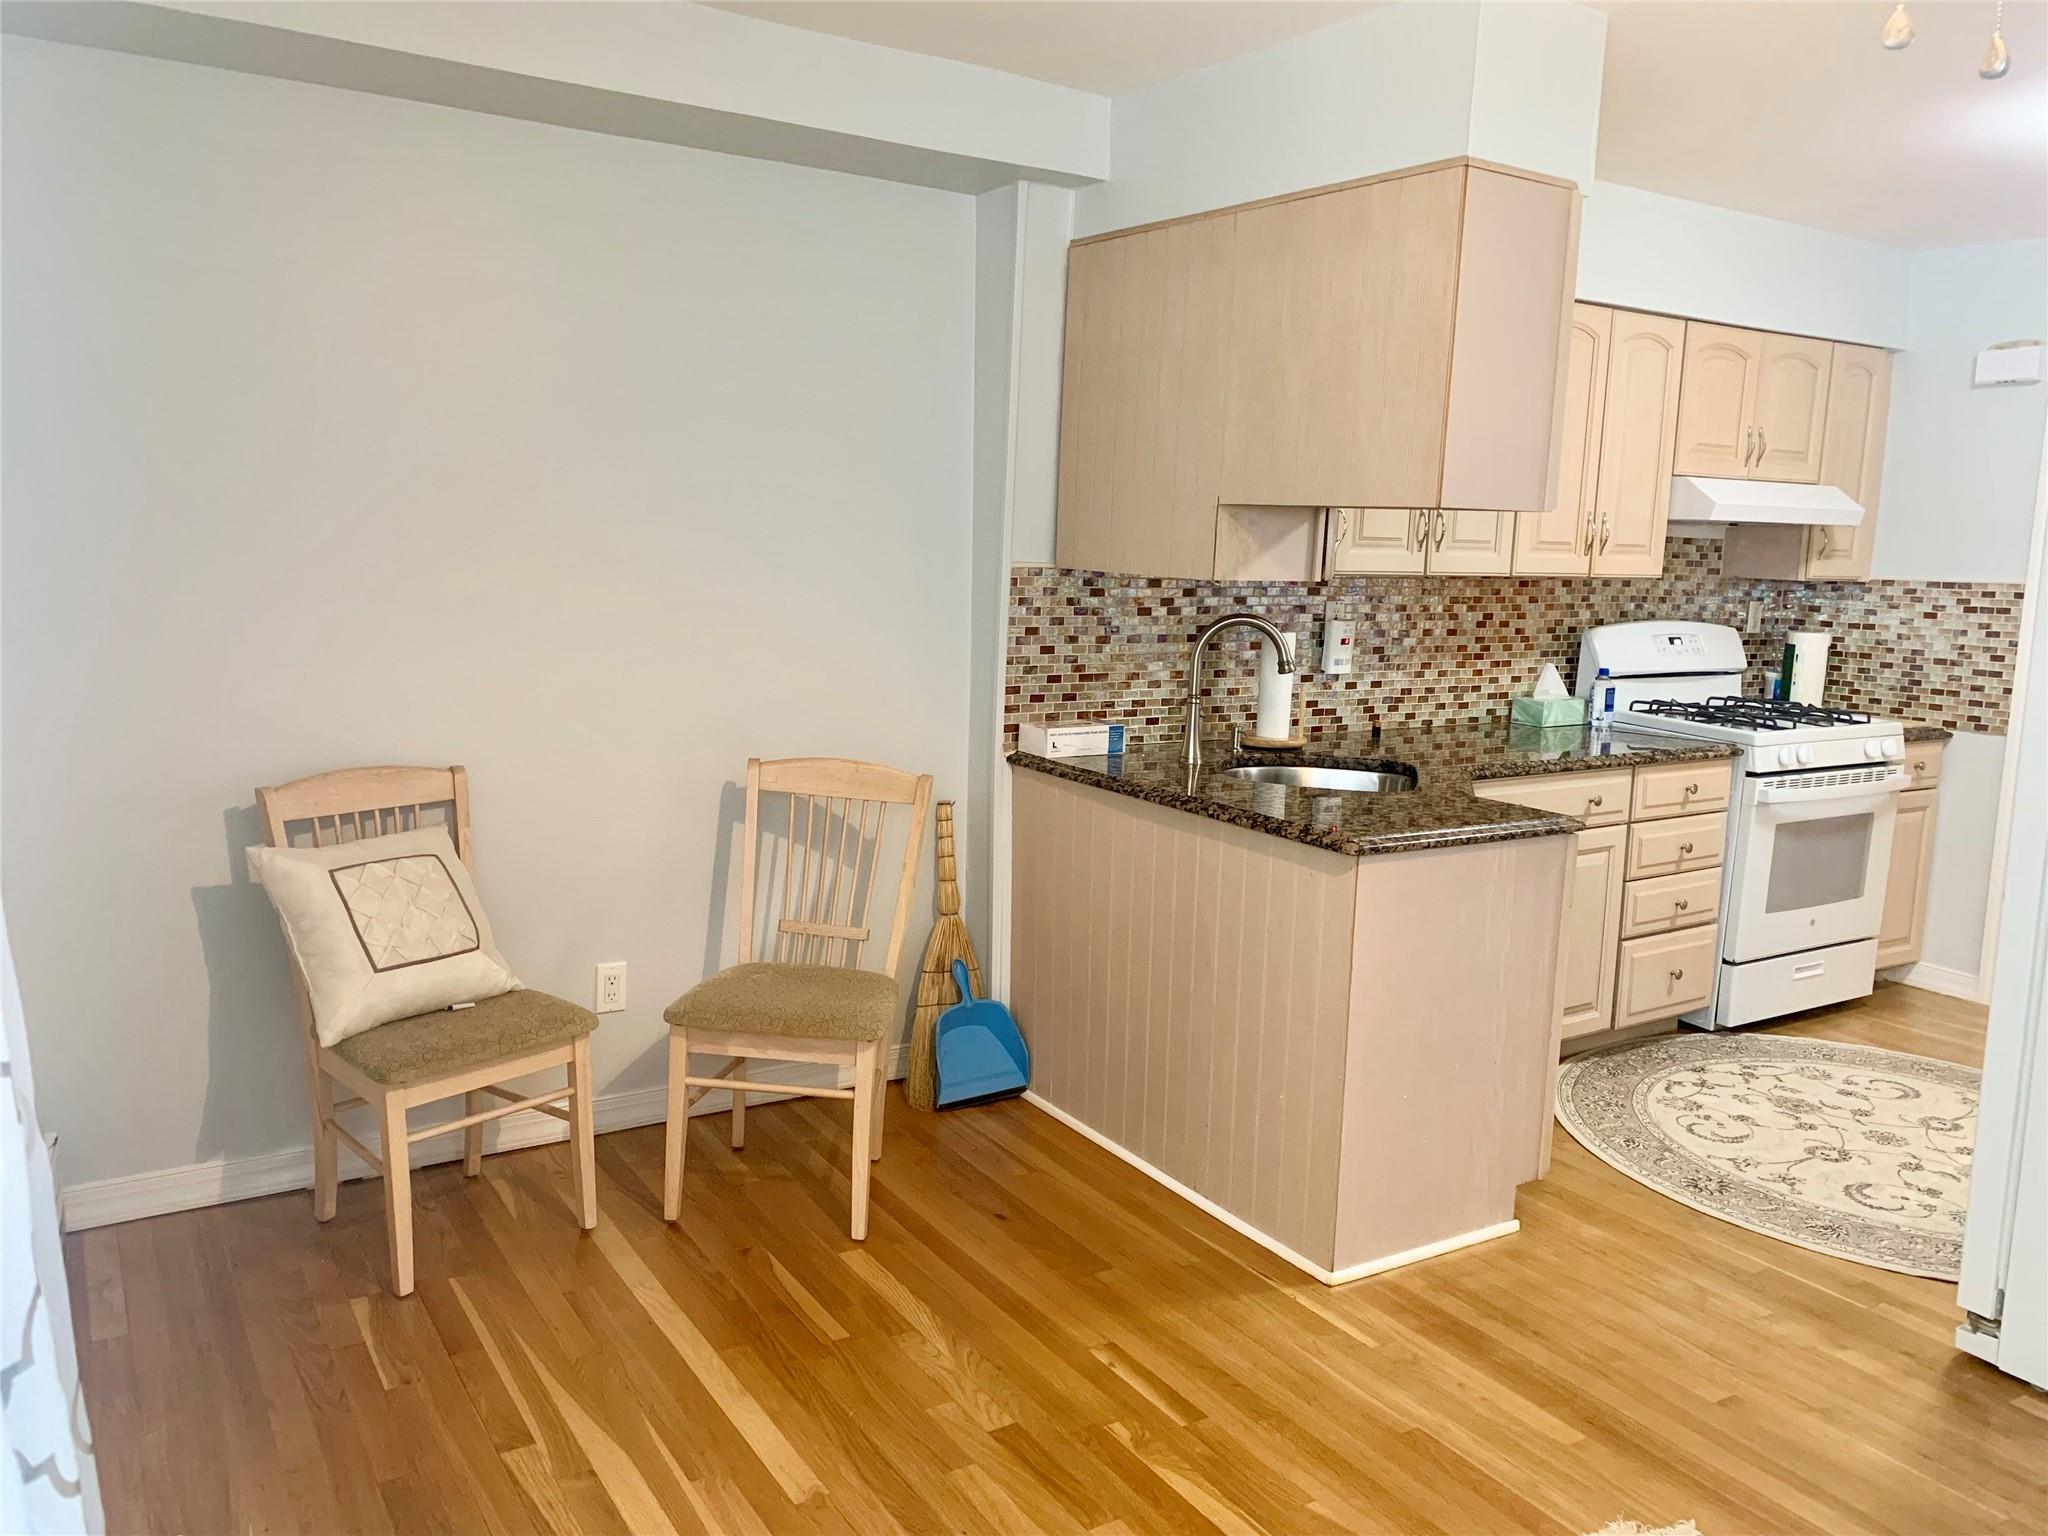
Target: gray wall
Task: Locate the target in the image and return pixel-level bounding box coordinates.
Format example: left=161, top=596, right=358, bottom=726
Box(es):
left=2, top=38, right=977, bottom=1189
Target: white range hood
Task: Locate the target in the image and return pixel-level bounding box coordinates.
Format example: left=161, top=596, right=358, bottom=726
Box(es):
left=1667, top=475, right=1864, bottom=528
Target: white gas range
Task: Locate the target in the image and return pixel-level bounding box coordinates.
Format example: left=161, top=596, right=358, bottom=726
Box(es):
left=1578, top=621, right=1907, bottom=1030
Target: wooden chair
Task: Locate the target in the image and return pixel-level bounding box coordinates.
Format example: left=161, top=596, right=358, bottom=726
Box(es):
left=255, top=765, right=598, bottom=1296
left=663, top=757, right=932, bottom=1239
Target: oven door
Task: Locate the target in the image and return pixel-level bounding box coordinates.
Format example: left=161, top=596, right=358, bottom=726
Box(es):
left=1722, top=768, right=1902, bottom=964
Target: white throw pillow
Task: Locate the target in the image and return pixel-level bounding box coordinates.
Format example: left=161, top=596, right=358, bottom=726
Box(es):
left=247, top=827, right=520, bottom=1048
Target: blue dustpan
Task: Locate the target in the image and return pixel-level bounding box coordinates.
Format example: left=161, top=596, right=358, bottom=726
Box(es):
left=934, top=959, right=1030, bottom=1109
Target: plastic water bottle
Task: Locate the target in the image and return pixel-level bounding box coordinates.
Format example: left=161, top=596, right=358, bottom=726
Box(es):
left=1591, top=666, right=1616, bottom=741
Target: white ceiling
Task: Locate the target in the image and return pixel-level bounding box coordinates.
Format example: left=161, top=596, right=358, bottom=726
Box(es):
left=1593, top=0, right=2047, bottom=248
left=710, top=0, right=2048, bottom=248
left=706, top=1, right=1379, bottom=95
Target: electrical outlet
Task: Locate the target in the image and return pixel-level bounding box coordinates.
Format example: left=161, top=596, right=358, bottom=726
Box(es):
left=594, top=962, right=627, bottom=1014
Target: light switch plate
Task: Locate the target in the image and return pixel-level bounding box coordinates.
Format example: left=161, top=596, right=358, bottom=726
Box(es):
left=595, top=962, right=626, bottom=1013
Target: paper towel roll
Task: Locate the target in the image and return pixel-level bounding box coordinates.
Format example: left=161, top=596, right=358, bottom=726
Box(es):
left=1257, top=632, right=1297, bottom=739
left=1785, top=631, right=1832, bottom=705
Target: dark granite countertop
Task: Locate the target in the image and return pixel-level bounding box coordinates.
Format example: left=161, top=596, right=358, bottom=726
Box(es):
left=1007, top=717, right=1741, bottom=858
left=1902, top=722, right=1954, bottom=744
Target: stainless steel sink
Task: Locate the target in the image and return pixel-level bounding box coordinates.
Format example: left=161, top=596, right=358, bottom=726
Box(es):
left=1219, top=764, right=1417, bottom=793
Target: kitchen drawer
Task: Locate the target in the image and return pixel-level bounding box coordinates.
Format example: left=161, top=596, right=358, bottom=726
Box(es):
left=1614, top=927, right=1716, bottom=1028
left=1620, top=867, right=1721, bottom=939
left=1902, top=741, right=1944, bottom=790
left=1626, top=811, right=1726, bottom=879
left=1473, top=768, right=1632, bottom=826
left=1631, top=759, right=1733, bottom=821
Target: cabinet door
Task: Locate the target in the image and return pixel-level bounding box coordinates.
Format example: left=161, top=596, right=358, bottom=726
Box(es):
left=1439, top=168, right=1581, bottom=514
left=1558, top=825, right=1627, bottom=1041
left=1590, top=310, right=1686, bottom=577
left=1804, top=343, right=1893, bottom=580
left=1427, top=508, right=1514, bottom=575
left=1515, top=303, right=1608, bottom=575
left=1222, top=172, right=1462, bottom=509
left=1673, top=322, right=1762, bottom=477
left=1752, top=333, right=1832, bottom=483
left=1878, top=788, right=1938, bottom=968
left=1055, top=220, right=1236, bottom=578
left=1325, top=507, right=1427, bottom=576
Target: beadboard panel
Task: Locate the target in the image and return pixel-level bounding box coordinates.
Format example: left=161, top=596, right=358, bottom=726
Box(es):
left=1333, top=835, right=1568, bottom=1271
left=1011, top=770, right=1356, bottom=1267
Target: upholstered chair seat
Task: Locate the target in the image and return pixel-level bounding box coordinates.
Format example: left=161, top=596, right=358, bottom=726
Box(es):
left=664, top=962, right=895, bottom=1043
left=335, top=990, right=598, bottom=1087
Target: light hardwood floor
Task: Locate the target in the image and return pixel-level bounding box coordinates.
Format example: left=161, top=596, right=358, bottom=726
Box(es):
left=70, top=983, right=2046, bottom=1535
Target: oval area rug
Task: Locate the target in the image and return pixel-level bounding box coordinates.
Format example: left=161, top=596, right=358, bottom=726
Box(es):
left=1555, top=1032, right=1978, bottom=1279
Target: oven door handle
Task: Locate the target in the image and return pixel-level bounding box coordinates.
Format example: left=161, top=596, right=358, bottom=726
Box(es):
left=1752, top=774, right=1904, bottom=806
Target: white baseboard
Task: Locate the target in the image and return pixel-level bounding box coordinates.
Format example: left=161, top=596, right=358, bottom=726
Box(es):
left=1021, top=1091, right=1517, bottom=1288
left=1886, top=961, right=1986, bottom=1003
left=60, top=1046, right=907, bottom=1233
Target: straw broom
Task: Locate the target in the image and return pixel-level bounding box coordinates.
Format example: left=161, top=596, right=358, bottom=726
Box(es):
left=908, top=801, right=984, bottom=1111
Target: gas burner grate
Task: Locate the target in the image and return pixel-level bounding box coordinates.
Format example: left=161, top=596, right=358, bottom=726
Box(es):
left=1627, top=696, right=1875, bottom=731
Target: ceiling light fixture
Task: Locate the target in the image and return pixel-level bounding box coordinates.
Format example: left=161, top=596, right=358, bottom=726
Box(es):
left=1881, top=1, right=1915, bottom=49
left=1982, top=0, right=2012, bottom=78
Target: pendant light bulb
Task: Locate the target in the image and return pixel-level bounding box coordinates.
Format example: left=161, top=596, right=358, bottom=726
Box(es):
left=1881, top=1, right=1915, bottom=49
left=1981, top=1, right=2011, bottom=78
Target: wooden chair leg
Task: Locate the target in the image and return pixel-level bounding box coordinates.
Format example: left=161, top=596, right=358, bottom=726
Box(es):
left=462, top=1091, right=484, bottom=1177
left=850, top=1040, right=878, bottom=1240
left=379, top=1094, right=415, bottom=1297
left=569, top=1038, right=597, bottom=1230
left=730, top=1057, right=747, bottom=1150
left=868, top=1036, right=888, bottom=1162
left=308, top=1059, right=339, bottom=1223
left=663, top=1029, right=688, bottom=1223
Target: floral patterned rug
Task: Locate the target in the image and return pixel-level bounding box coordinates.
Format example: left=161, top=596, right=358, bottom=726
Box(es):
left=1555, top=1033, right=1978, bottom=1279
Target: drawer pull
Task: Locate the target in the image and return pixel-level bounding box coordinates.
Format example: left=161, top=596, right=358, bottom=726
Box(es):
left=1587, top=794, right=1603, bottom=808
left=1674, top=898, right=1690, bottom=911
left=1914, top=760, right=1927, bottom=773
left=1684, top=782, right=1699, bottom=796
left=1679, top=841, right=1695, bottom=855
left=1669, top=968, right=1685, bottom=982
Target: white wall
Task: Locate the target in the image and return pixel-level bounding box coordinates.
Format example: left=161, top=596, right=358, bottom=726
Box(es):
left=1074, top=1, right=1481, bottom=238
left=1465, top=1, right=1605, bottom=193
left=1577, top=180, right=1912, bottom=347
left=1, top=37, right=976, bottom=1190
left=1876, top=240, right=2048, bottom=585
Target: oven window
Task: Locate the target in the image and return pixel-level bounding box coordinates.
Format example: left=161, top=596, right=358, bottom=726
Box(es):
left=1765, top=813, right=1874, bottom=913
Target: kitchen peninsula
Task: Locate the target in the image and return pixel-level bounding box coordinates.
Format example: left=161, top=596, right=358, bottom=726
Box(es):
left=1008, top=722, right=1740, bottom=1284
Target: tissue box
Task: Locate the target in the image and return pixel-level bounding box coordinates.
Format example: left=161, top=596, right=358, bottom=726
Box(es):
left=1510, top=694, right=1588, bottom=730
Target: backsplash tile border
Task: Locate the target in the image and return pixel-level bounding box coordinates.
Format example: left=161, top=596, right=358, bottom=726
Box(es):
left=1005, top=537, right=2024, bottom=747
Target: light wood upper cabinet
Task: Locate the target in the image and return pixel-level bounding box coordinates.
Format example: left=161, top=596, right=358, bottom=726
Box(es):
left=1673, top=322, right=1832, bottom=483
left=1429, top=508, right=1516, bottom=574
left=1053, top=158, right=1578, bottom=579
left=1752, top=333, right=1832, bottom=482
left=1515, top=303, right=1610, bottom=575
left=1324, top=507, right=1428, bottom=576
left=1054, top=216, right=1234, bottom=577
left=1672, top=323, right=1761, bottom=477
left=1805, top=343, right=1894, bottom=579
left=1221, top=169, right=1465, bottom=509
left=1590, top=310, right=1686, bottom=576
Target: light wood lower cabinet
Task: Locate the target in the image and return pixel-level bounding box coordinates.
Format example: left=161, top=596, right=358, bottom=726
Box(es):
left=1614, top=927, right=1716, bottom=1029
left=1477, top=759, right=1733, bottom=1046
left=1556, top=825, right=1627, bottom=1042
left=1878, top=787, right=1939, bottom=968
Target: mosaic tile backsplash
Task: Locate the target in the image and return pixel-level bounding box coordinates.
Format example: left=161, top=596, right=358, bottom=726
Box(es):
left=1006, top=538, right=2024, bottom=747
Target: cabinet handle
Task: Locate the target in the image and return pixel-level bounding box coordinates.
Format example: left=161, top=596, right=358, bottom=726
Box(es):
left=1684, top=782, right=1699, bottom=796
left=1679, top=841, right=1695, bottom=854
left=1817, top=528, right=1834, bottom=558
left=1914, top=759, right=1927, bottom=773
left=1587, top=794, right=1603, bottom=808
left=1412, top=508, right=1425, bottom=551
left=1669, top=967, right=1686, bottom=982
left=1742, top=427, right=1755, bottom=467
left=1756, top=428, right=1767, bottom=463
left=1674, top=898, right=1690, bottom=911
left=1598, top=516, right=1612, bottom=553
left=1333, top=508, right=1351, bottom=547
left=1433, top=510, right=1446, bottom=551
